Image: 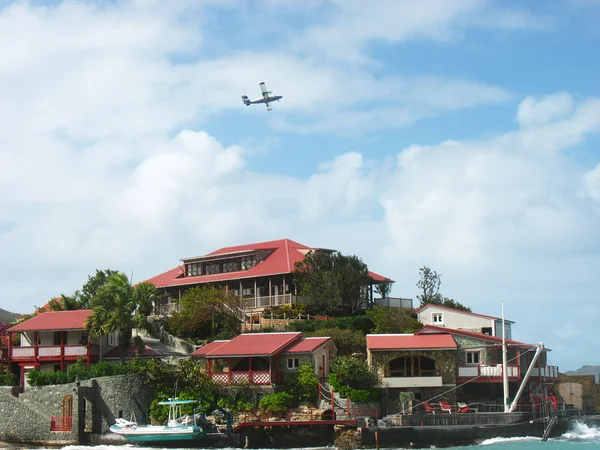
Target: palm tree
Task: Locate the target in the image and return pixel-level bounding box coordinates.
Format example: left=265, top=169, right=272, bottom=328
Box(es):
left=47, top=294, right=81, bottom=311
left=86, top=272, right=156, bottom=365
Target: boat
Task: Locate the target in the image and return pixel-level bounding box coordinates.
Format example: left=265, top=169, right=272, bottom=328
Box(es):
left=109, top=398, right=207, bottom=443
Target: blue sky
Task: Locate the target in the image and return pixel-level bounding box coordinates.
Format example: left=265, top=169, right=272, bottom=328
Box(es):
left=0, top=0, right=599, bottom=371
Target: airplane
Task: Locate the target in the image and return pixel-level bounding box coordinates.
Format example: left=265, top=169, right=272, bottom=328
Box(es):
left=241, top=82, right=283, bottom=111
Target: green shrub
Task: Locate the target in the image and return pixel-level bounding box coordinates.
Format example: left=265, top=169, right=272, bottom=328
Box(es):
left=258, top=392, right=294, bottom=411
left=285, top=364, right=319, bottom=405
left=329, top=356, right=376, bottom=390
left=0, top=372, right=17, bottom=386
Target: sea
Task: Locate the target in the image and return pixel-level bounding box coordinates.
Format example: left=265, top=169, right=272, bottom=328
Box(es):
left=5, top=421, right=600, bottom=450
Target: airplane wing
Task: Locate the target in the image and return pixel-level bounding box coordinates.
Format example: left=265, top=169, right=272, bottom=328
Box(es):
left=259, top=82, right=270, bottom=100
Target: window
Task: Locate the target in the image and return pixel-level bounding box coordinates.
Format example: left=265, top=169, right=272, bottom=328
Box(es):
left=466, top=351, right=480, bottom=365
left=241, top=255, right=257, bottom=270
left=223, top=261, right=239, bottom=273
left=206, top=262, right=220, bottom=274
left=108, top=331, right=116, bottom=347
left=287, top=358, right=300, bottom=370
left=432, top=313, right=443, bottom=324
left=187, top=263, right=201, bottom=277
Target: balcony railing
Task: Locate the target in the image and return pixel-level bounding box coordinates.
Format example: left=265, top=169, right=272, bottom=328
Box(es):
left=243, top=294, right=294, bottom=309
left=382, top=376, right=443, bottom=388
left=209, top=370, right=272, bottom=385
left=531, top=365, right=560, bottom=380
left=457, top=364, right=520, bottom=380
left=10, top=344, right=100, bottom=362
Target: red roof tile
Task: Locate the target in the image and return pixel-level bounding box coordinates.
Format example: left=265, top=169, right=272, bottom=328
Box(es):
left=282, top=337, right=332, bottom=354
left=191, top=340, right=229, bottom=357
left=102, top=345, right=160, bottom=358
left=8, top=310, right=93, bottom=332
left=416, top=325, right=534, bottom=348
left=415, top=304, right=514, bottom=323
left=367, top=334, right=457, bottom=351
left=145, top=238, right=393, bottom=288
left=197, top=332, right=303, bottom=357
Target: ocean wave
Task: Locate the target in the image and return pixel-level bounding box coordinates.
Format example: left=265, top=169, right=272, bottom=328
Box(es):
left=559, top=421, right=600, bottom=441
left=479, top=435, right=540, bottom=446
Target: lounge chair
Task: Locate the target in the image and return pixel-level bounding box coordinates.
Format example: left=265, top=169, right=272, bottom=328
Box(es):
left=457, top=402, right=477, bottom=413
left=423, top=402, right=437, bottom=414
left=439, top=401, right=455, bottom=413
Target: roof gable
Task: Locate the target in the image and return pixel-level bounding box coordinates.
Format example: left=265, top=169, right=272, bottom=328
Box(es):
left=415, top=304, right=514, bottom=323
left=367, top=333, right=457, bottom=351
left=8, top=310, right=93, bottom=332
left=416, top=325, right=533, bottom=347
left=194, top=332, right=303, bottom=357
left=145, top=238, right=393, bottom=288
left=282, top=337, right=332, bottom=354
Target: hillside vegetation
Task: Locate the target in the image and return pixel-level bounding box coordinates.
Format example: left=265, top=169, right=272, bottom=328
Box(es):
left=0, top=308, right=21, bottom=324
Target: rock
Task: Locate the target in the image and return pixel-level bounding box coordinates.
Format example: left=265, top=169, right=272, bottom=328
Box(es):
left=334, top=430, right=361, bottom=450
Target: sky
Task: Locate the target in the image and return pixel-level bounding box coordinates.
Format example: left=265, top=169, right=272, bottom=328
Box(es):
left=0, top=0, right=599, bottom=371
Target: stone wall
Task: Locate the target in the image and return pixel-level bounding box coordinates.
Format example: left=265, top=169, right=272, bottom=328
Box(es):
left=558, top=374, right=598, bottom=413
left=0, top=374, right=151, bottom=446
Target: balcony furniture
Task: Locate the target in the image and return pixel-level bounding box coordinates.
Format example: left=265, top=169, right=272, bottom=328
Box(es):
left=457, top=402, right=476, bottom=413
left=439, top=401, right=455, bottom=413
left=423, top=402, right=438, bottom=414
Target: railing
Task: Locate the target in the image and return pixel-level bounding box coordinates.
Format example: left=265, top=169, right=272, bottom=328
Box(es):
left=531, top=366, right=560, bottom=380
left=374, top=297, right=413, bottom=309
left=50, top=416, right=72, bottom=431
left=209, top=370, right=271, bottom=385
left=457, top=364, right=520, bottom=380
left=243, top=294, right=294, bottom=309
left=155, top=302, right=179, bottom=316
left=10, top=344, right=100, bottom=361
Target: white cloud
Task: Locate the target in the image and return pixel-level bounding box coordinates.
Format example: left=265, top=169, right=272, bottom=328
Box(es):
left=516, top=92, right=575, bottom=127
left=583, top=163, right=600, bottom=201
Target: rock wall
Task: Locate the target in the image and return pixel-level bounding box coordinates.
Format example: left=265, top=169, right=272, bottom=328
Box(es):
left=0, top=374, right=151, bottom=446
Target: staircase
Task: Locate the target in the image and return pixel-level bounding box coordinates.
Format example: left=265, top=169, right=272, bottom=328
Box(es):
left=318, top=383, right=353, bottom=420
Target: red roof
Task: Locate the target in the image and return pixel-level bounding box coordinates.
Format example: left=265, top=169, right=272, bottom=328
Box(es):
left=191, top=340, right=229, bottom=357
left=145, top=238, right=392, bottom=288
left=192, top=332, right=303, bottom=357
left=415, top=304, right=514, bottom=323
left=416, top=325, right=534, bottom=348
left=8, top=310, right=93, bottom=332
left=367, top=334, right=457, bottom=351
left=282, top=337, right=332, bottom=354
left=103, top=345, right=160, bottom=358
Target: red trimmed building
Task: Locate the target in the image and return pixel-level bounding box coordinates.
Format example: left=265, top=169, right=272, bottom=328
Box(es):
left=6, top=310, right=157, bottom=388
left=191, top=332, right=337, bottom=387
left=146, top=238, right=392, bottom=315
left=366, top=326, right=559, bottom=413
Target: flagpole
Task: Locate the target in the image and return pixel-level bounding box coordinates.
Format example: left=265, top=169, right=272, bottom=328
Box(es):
left=502, top=301, right=509, bottom=412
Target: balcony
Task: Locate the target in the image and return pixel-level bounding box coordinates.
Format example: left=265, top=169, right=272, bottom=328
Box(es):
left=382, top=376, right=443, bottom=388
left=530, top=365, right=560, bottom=381
left=10, top=344, right=100, bottom=363
left=209, top=370, right=272, bottom=385
left=457, top=364, right=520, bottom=382
left=243, top=294, right=295, bottom=309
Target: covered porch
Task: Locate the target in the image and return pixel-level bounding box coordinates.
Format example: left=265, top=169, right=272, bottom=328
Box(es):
left=206, top=356, right=277, bottom=385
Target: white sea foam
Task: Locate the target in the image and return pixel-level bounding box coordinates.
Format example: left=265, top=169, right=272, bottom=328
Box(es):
left=479, top=435, right=539, bottom=446
left=559, top=421, right=600, bottom=441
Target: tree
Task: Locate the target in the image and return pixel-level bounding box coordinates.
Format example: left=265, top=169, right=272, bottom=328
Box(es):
left=366, top=306, right=422, bottom=334
left=293, top=251, right=372, bottom=315
left=416, top=266, right=471, bottom=311
left=167, top=287, right=243, bottom=341
left=416, top=266, right=441, bottom=307
left=374, top=278, right=392, bottom=299
left=47, top=294, right=81, bottom=311
left=74, top=269, right=120, bottom=309
left=86, top=272, right=156, bottom=364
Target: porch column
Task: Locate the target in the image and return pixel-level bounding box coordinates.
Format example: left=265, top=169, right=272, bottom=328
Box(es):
left=207, top=359, right=212, bottom=379
left=282, top=276, right=287, bottom=304
left=33, top=332, right=38, bottom=364
left=249, top=358, right=253, bottom=384
left=269, top=278, right=272, bottom=306
left=228, top=359, right=232, bottom=385
left=60, top=331, right=65, bottom=371
left=516, top=348, right=521, bottom=379
left=7, top=332, right=11, bottom=362
left=254, top=279, right=257, bottom=306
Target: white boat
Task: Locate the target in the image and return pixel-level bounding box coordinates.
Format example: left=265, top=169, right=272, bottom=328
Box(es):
left=109, top=398, right=206, bottom=443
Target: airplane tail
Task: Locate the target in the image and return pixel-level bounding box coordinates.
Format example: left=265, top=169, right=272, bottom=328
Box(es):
left=241, top=95, right=251, bottom=106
